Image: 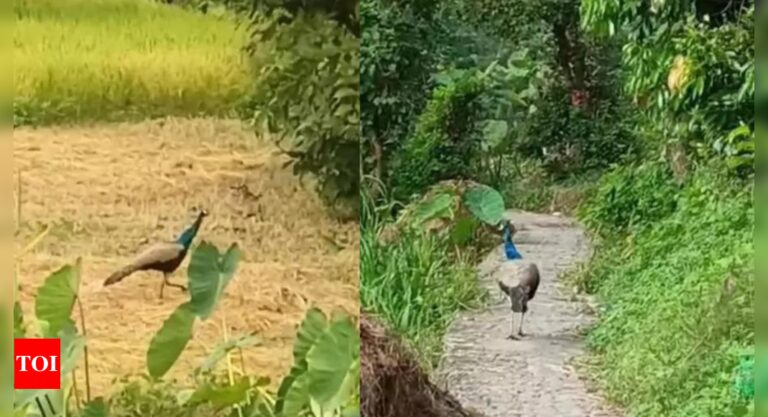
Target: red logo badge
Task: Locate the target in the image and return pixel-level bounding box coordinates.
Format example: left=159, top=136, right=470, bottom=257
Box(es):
left=14, top=338, right=61, bottom=389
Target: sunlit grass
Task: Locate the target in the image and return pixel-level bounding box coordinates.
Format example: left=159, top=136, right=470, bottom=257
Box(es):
left=14, top=0, right=251, bottom=125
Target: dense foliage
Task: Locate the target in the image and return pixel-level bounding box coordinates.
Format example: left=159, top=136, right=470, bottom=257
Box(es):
left=569, top=2, right=755, bottom=416
left=236, top=2, right=361, bottom=217
left=576, top=167, right=753, bottom=417
left=581, top=0, right=755, bottom=174
left=360, top=0, right=754, bottom=416
left=360, top=180, right=504, bottom=367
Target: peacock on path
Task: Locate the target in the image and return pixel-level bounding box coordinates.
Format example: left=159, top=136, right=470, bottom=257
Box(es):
left=103, top=209, right=208, bottom=298
left=502, top=219, right=521, bottom=260
left=497, top=263, right=540, bottom=340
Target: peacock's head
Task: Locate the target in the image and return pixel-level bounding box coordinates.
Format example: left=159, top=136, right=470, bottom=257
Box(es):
left=199, top=209, right=209, bottom=218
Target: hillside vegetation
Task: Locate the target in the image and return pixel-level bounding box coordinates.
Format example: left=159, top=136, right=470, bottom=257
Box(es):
left=359, top=0, right=754, bottom=416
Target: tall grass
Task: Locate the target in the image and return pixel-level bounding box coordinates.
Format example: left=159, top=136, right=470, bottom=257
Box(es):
left=360, top=194, right=485, bottom=367
left=576, top=165, right=754, bottom=417
left=14, top=0, right=251, bottom=125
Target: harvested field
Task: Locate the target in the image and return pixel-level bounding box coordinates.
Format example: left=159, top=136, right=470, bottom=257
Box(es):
left=14, top=118, right=359, bottom=395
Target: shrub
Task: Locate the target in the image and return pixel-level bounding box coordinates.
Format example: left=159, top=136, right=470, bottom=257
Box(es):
left=579, top=161, right=680, bottom=237
left=392, top=73, right=485, bottom=201
left=574, top=169, right=753, bottom=417
left=239, top=11, right=360, bottom=217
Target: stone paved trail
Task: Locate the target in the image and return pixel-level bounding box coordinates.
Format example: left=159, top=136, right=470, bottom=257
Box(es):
left=437, top=211, right=623, bottom=417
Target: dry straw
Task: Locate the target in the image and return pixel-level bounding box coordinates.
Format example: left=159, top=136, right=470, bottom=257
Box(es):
left=14, top=118, right=359, bottom=395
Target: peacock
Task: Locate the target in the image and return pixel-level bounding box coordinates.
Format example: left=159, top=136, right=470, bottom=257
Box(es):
left=497, top=262, right=540, bottom=339
left=502, top=219, right=522, bottom=260
left=103, top=209, right=208, bottom=298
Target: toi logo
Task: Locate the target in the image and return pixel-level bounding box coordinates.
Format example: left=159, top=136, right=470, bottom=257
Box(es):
left=14, top=338, right=61, bottom=390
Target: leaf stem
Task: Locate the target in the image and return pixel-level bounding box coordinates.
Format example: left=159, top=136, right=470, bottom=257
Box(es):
left=75, top=296, right=91, bottom=402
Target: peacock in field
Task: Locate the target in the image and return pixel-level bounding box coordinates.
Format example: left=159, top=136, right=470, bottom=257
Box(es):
left=502, top=219, right=522, bottom=260
left=103, top=209, right=208, bottom=298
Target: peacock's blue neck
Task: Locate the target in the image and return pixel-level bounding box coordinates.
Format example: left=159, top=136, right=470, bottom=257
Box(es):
left=503, top=222, right=513, bottom=243
left=176, top=215, right=204, bottom=249
left=503, top=222, right=522, bottom=260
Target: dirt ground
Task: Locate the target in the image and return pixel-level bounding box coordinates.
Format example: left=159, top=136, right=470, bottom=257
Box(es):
left=437, top=211, right=623, bottom=417
left=13, top=118, right=359, bottom=396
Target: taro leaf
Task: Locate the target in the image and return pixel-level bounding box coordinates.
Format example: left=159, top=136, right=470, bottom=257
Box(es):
left=189, top=242, right=242, bottom=320
left=482, top=120, right=508, bottom=150
left=188, top=242, right=221, bottom=319
left=281, top=372, right=311, bottom=417
left=188, top=377, right=251, bottom=409
left=292, top=308, right=328, bottom=366
left=463, top=184, right=505, bottom=226
left=59, top=325, right=86, bottom=376
left=306, top=313, right=359, bottom=412
left=408, top=193, right=454, bottom=226
left=35, top=261, right=80, bottom=338
left=147, top=302, right=195, bottom=379
left=196, top=333, right=261, bottom=376
left=82, top=397, right=109, bottom=417
left=275, top=308, right=328, bottom=415
left=219, top=243, right=242, bottom=292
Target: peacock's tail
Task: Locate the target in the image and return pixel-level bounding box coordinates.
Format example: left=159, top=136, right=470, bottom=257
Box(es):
left=103, top=263, right=139, bottom=286
left=497, top=280, right=512, bottom=296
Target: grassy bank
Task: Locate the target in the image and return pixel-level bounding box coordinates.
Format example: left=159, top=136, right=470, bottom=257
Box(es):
left=574, top=163, right=754, bottom=417
left=14, top=0, right=251, bottom=125
left=360, top=193, right=486, bottom=368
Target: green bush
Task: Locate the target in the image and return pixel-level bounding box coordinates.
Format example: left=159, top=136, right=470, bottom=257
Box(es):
left=575, top=170, right=753, bottom=417
left=581, top=0, right=755, bottom=175
left=239, top=11, right=359, bottom=217
left=360, top=0, right=448, bottom=184
left=579, top=161, right=680, bottom=237
left=392, top=73, right=485, bottom=201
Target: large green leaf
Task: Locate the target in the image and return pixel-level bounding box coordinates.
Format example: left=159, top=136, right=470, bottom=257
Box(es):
left=275, top=308, right=328, bottom=415
left=281, top=372, right=311, bottom=417
left=306, top=313, right=359, bottom=412
left=35, top=262, right=80, bottom=338
left=291, top=308, right=328, bottom=367
left=189, top=242, right=242, bottom=320
left=147, top=302, right=195, bottom=379
left=196, top=333, right=261, bottom=376
left=462, top=184, right=505, bottom=226
left=408, top=193, right=454, bottom=226
left=220, top=243, right=242, bottom=291
left=59, top=325, right=86, bottom=376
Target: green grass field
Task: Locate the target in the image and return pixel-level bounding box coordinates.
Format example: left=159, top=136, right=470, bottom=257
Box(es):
left=14, top=0, right=251, bottom=125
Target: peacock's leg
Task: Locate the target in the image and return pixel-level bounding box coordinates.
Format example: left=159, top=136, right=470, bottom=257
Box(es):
left=160, top=273, right=167, bottom=299
left=506, top=313, right=520, bottom=340
left=518, top=312, right=526, bottom=337
left=162, top=273, right=187, bottom=295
